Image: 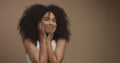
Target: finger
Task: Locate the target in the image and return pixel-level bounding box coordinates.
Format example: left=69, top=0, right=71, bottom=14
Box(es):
left=47, top=32, right=54, bottom=42
left=39, top=23, right=46, bottom=40
left=52, top=26, right=57, bottom=33
left=39, top=23, right=42, bottom=33
left=38, top=23, right=43, bottom=35
left=40, top=23, right=45, bottom=33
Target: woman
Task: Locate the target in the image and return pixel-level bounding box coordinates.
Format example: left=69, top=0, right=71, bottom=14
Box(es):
left=18, top=4, right=71, bottom=63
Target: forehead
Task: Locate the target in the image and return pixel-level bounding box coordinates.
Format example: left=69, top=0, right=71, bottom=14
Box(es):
left=43, top=12, right=56, bottom=18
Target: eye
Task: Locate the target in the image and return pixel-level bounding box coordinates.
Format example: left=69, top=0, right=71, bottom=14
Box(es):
left=52, top=19, right=56, bottom=22
left=44, top=18, right=49, bottom=21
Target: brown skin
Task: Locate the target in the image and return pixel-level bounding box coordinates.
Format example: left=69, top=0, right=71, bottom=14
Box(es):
left=23, top=12, right=67, bottom=63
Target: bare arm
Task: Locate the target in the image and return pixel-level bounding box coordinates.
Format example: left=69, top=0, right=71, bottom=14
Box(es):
left=23, top=39, right=48, bottom=63
left=47, top=39, right=67, bottom=63
left=39, top=40, right=48, bottom=63
left=23, top=23, right=48, bottom=63
left=23, top=39, right=39, bottom=63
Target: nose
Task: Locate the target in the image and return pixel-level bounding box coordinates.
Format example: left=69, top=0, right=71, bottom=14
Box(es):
left=48, top=20, right=56, bottom=27
left=49, top=20, right=54, bottom=25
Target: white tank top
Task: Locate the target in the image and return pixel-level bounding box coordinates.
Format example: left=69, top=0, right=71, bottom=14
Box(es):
left=26, top=40, right=56, bottom=63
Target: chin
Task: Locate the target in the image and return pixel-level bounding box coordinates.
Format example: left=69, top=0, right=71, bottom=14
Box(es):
left=46, top=30, right=51, bottom=34
left=46, top=31, right=51, bottom=34
left=45, top=29, right=55, bottom=34
left=46, top=30, right=53, bottom=34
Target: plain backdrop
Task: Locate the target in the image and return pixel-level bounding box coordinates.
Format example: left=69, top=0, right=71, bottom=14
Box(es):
left=0, top=0, right=120, bottom=63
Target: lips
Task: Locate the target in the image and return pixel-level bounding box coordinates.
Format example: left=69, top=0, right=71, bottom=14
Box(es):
left=47, top=26, right=55, bottom=29
left=47, top=27, right=53, bottom=30
left=45, top=25, right=56, bottom=32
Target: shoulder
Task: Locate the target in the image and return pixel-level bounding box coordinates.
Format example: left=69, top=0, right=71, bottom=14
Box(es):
left=56, top=39, right=68, bottom=43
left=23, top=39, right=37, bottom=53
left=23, top=39, right=37, bottom=46
left=56, top=39, right=68, bottom=48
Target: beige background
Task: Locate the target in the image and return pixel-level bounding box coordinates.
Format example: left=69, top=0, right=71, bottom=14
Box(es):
left=0, top=0, right=120, bottom=63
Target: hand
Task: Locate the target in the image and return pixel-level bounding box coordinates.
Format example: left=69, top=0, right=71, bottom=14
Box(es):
left=46, top=25, right=56, bottom=43
left=38, top=23, right=47, bottom=43
left=50, top=25, right=57, bottom=34
left=46, top=33, right=54, bottom=43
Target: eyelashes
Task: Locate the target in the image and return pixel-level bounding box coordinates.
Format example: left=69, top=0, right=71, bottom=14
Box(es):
left=42, top=17, right=56, bottom=22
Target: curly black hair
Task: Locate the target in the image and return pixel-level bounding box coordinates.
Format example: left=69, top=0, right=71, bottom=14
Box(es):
left=17, top=4, right=71, bottom=44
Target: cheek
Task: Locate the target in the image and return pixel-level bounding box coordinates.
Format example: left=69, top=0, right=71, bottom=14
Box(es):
left=42, top=23, right=48, bottom=30
left=53, top=22, right=57, bottom=26
left=55, top=23, right=57, bottom=28
left=41, top=21, right=48, bottom=26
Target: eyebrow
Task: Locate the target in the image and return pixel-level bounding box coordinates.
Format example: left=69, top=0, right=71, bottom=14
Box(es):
left=43, top=17, right=49, bottom=18
left=43, top=17, right=56, bottom=19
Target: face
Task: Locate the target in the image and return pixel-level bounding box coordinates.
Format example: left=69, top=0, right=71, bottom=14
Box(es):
left=40, top=12, right=57, bottom=34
